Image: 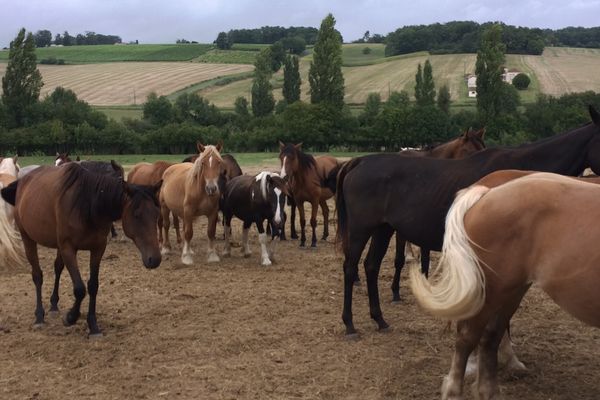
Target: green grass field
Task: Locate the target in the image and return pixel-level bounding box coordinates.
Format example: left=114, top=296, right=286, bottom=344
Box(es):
left=230, top=44, right=270, bottom=51
left=0, top=44, right=213, bottom=63
left=194, top=49, right=258, bottom=64
left=94, top=106, right=144, bottom=121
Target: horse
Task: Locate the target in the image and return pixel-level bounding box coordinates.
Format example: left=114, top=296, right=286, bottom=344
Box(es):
left=0, top=156, right=20, bottom=225
left=410, top=172, right=600, bottom=399
left=128, top=161, right=180, bottom=244
left=336, top=106, right=600, bottom=336
left=183, top=153, right=243, bottom=182
left=160, top=143, right=224, bottom=264
left=279, top=142, right=339, bottom=247
left=0, top=163, right=162, bottom=336
left=221, top=171, right=289, bottom=266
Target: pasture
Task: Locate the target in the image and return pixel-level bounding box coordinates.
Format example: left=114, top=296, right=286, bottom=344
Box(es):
left=0, top=160, right=598, bottom=399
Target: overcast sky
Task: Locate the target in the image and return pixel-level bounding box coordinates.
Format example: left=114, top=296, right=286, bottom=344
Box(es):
left=1, top=0, right=600, bottom=47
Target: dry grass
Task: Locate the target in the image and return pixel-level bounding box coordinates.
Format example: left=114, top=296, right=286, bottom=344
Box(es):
left=0, top=62, right=253, bottom=106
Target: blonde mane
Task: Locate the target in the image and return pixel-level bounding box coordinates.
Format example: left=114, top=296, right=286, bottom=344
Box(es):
left=189, top=145, right=223, bottom=180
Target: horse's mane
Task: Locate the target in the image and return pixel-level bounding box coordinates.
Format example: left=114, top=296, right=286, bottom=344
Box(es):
left=190, top=145, right=223, bottom=179
left=255, top=171, right=281, bottom=199
left=281, top=144, right=316, bottom=172
left=61, top=163, right=124, bottom=224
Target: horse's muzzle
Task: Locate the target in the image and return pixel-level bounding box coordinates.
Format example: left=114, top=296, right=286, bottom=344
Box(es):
left=143, top=254, right=162, bottom=269
left=205, top=184, right=219, bottom=196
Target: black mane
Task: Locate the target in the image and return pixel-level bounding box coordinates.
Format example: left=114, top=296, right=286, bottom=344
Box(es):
left=281, top=144, right=316, bottom=171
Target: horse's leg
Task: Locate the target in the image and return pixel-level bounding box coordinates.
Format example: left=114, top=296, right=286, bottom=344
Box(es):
left=22, top=235, right=44, bottom=327
left=298, top=201, right=307, bottom=247
left=279, top=211, right=287, bottom=241
left=475, top=286, right=529, bottom=400
left=420, top=248, right=431, bottom=277
left=157, top=211, right=164, bottom=245
left=241, top=220, right=252, bottom=257
left=60, top=246, right=86, bottom=326
left=391, top=234, right=406, bottom=303
left=110, top=223, right=118, bottom=239
left=342, top=229, right=372, bottom=337
left=309, top=200, right=318, bottom=247
left=289, top=196, right=298, bottom=239
left=320, top=198, right=329, bottom=241
left=364, top=224, right=394, bottom=331
left=181, top=211, right=195, bottom=265
left=160, top=205, right=172, bottom=255
left=256, top=221, right=272, bottom=266
left=173, top=213, right=182, bottom=244
left=206, top=211, right=220, bottom=263
left=222, top=214, right=232, bottom=257
left=86, top=246, right=106, bottom=337
left=49, top=250, right=64, bottom=314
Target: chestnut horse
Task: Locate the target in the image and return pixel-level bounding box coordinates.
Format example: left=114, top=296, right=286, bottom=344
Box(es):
left=336, top=106, right=600, bottom=336
left=411, top=172, right=600, bottom=399
left=0, top=163, right=162, bottom=336
left=128, top=160, right=180, bottom=244
left=279, top=142, right=339, bottom=247
left=160, top=143, right=223, bottom=264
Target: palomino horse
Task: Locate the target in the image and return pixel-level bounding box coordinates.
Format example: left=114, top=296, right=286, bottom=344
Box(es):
left=411, top=172, right=600, bottom=399
left=0, top=163, right=162, bottom=336
left=160, top=143, right=223, bottom=264
left=128, top=160, right=180, bottom=244
left=336, top=106, right=600, bottom=336
left=0, top=157, right=20, bottom=231
left=221, top=171, right=289, bottom=266
left=279, top=142, right=339, bottom=247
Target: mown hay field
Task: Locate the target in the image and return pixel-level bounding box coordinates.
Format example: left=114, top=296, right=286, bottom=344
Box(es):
left=0, top=62, right=254, bottom=106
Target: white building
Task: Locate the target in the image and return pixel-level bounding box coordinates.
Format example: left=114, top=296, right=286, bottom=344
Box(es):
left=466, top=68, right=524, bottom=97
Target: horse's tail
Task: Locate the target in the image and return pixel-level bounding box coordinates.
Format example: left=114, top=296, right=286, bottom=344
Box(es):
left=335, top=157, right=361, bottom=254
left=0, top=181, right=26, bottom=268
left=410, top=185, right=490, bottom=321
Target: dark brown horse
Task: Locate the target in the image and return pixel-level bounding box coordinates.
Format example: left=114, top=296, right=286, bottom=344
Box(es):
left=221, top=171, right=289, bottom=266
left=128, top=160, right=180, bottom=244
left=279, top=142, right=339, bottom=247
left=411, top=172, right=600, bottom=399
left=0, top=163, right=162, bottom=336
left=336, top=106, right=600, bottom=336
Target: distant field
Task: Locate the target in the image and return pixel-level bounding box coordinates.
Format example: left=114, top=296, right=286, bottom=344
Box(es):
left=194, top=49, right=258, bottom=64
left=341, top=43, right=386, bottom=66
left=230, top=44, right=270, bottom=51
left=0, top=62, right=254, bottom=105
left=0, top=44, right=213, bottom=63
left=94, top=106, right=143, bottom=121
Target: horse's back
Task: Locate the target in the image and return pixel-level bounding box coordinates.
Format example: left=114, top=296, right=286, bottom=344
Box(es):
left=222, top=154, right=242, bottom=179
left=160, top=163, right=193, bottom=215
left=129, top=161, right=174, bottom=185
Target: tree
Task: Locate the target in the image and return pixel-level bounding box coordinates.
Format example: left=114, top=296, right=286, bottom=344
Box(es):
left=421, top=60, right=436, bottom=105
left=62, top=31, right=73, bottom=46
left=251, top=49, right=275, bottom=117
left=215, top=32, right=231, bottom=50
left=414, top=63, right=423, bottom=102
left=308, top=14, right=345, bottom=109
left=34, top=30, right=52, bottom=47
left=1, top=28, right=43, bottom=128
left=512, top=73, right=531, bottom=90
left=282, top=55, right=301, bottom=104
left=437, top=84, right=451, bottom=114
left=234, top=96, right=249, bottom=117
left=476, top=24, right=506, bottom=123
left=269, top=41, right=286, bottom=72
left=280, top=36, right=306, bottom=55
left=54, top=33, right=63, bottom=45
left=360, top=92, right=381, bottom=125
left=143, top=92, right=174, bottom=125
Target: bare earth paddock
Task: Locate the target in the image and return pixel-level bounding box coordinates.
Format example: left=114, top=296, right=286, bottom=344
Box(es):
left=1, top=167, right=598, bottom=399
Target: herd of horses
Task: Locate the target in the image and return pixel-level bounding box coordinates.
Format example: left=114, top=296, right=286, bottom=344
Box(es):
left=1, top=107, right=600, bottom=399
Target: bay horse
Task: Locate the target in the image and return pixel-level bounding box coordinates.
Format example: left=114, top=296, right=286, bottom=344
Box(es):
left=411, top=172, right=600, bottom=399
left=0, top=163, right=162, bottom=336
left=336, top=106, right=600, bottom=336
left=128, top=160, right=180, bottom=244
left=221, top=171, right=289, bottom=266
left=160, top=143, right=223, bottom=264
left=279, top=142, right=339, bottom=247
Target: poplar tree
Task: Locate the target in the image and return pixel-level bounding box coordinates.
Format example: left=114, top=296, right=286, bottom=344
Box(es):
left=476, top=24, right=506, bottom=122
left=282, top=55, right=301, bottom=104
left=251, top=49, right=275, bottom=117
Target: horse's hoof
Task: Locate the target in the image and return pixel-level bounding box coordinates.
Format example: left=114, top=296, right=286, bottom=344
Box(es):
left=63, top=312, right=79, bottom=326
left=32, top=322, right=44, bottom=330
left=377, top=325, right=391, bottom=333
left=161, top=247, right=171, bottom=255
left=88, top=332, right=104, bottom=339
left=222, top=252, right=231, bottom=258
left=311, top=243, right=317, bottom=248
left=181, top=254, right=194, bottom=265
left=345, top=332, right=360, bottom=340
left=261, top=259, right=272, bottom=267
left=391, top=299, right=402, bottom=305
left=48, top=309, right=60, bottom=317
left=207, top=254, right=220, bottom=263
left=299, top=242, right=306, bottom=248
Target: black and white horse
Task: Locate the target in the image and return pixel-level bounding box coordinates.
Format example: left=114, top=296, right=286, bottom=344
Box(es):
left=221, top=171, right=289, bottom=266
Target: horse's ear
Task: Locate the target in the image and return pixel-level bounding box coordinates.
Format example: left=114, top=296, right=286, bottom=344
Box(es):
left=279, top=141, right=285, bottom=151
left=110, top=160, right=122, bottom=173
left=76, top=156, right=81, bottom=161
left=13, top=155, right=18, bottom=164
left=478, top=127, right=486, bottom=139
left=216, top=140, right=223, bottom=152
left=122, top=180, right=135, bottom=196
left=589, top=105, right=600, bottom=127
left=56, top=152, right=60, bottom=157
left=294, top=142, right=303, bottom=150
left=197, top=142, right=205, bottom=153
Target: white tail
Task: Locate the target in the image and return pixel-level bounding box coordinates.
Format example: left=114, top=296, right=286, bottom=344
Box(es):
left=410, top=185, right=489, bottom=321
left=0, top=184, right=25, bottom=268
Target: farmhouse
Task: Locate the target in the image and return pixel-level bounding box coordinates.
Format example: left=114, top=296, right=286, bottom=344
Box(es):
left=466, top=67, right=524, bottom=97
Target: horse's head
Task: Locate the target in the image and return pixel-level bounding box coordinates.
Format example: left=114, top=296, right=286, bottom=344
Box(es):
left=584, top=106, right=600, bottom=175
left=55, top=152, right=72, bottom=166
left=0, top=155, right=19, bottom=177
left=279, top=141, right=303, bottom=179
left=194, top=141, right=223, bottom=196
left=460, top=127, right=486, bottom=157
left=121, top=180, right=162, bottom=269
left=256, top=171, right=289, bottom=236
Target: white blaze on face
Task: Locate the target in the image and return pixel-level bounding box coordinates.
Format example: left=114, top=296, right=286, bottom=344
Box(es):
left=274, top=188, right=282, bottom=224
left=55, top=159, right=61, bottom=166
left=209, top=155, right=213, bottom=168
left=280, top=157, right=287, bottom=178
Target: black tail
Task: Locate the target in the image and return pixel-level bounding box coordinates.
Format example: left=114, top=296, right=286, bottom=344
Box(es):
left=323, top=162, right=346, bottom=194
left=1, top=180, right=18, bottom=206
left=335, top=157, right=362, bottom=253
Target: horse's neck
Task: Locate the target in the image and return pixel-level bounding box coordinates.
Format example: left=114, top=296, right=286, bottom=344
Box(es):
left=0, top=162, right=17, bottom=177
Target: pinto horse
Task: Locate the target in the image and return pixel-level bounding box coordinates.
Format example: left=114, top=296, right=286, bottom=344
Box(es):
left=279, top=142, right=339, bottom=247
left=411, top=172, right=600, bottom=399
left=0, top=163, right=162, bottom=336
left=128, top=161, right=180, bottom=244
left=160, top=143, right=223, bottom=264
left=336, top=106, right=600, bottom=336
left=221, top=171, right=289, bottom=266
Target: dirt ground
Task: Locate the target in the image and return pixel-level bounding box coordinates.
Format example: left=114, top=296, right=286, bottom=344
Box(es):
left=1, top=173, right=599, bottom=399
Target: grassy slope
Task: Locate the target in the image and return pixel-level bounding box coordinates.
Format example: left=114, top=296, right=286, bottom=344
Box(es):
left=0, top=44, right=213, bottom=63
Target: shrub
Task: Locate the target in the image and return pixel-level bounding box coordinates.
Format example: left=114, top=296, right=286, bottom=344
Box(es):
left=512, top=73, right=531, bottom=90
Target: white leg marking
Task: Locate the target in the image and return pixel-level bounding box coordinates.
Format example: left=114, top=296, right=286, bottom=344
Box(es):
left=274, top=188, right=282, bottom=224
left=207, top=238, right=220, bottom=263
left=181, top=241, right=194, bottom=265
left=259, top=233, right=271, bottom=266
left=242, top=228, right=251, bottom=257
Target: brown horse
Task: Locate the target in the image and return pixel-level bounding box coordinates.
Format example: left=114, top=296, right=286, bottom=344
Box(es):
left=0, top=163, right=162, bottom=337
left=279, top=142, right=339, bottom=247
left=128, top=161, right=181, bottom=244
left=160, top=143, right=224, bottom=264
left=411, top=172, right=600, bottom=399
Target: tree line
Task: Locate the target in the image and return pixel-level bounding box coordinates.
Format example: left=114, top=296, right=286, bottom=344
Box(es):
left=31, top=29, right=122, bottom=48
